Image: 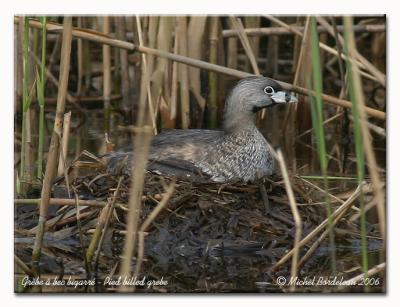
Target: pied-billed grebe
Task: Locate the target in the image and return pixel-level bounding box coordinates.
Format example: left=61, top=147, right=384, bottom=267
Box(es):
left=106, top=76, right=297, bottom=182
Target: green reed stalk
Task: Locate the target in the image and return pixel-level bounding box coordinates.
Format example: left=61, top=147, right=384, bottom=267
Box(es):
left=37, top=17, right=47, bottom=179
left=19, top=17, right=31, bottom=185
left=343, top=18, right=369, bottom=280
left=309, top=17, right=336, bottom=273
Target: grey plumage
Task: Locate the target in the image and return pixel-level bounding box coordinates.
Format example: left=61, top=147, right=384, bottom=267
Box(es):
left=105, top=76, right=297, bottom=182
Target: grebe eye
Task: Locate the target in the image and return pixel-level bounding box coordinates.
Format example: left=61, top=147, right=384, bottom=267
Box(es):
left=264, top=86, right=275, bottom=95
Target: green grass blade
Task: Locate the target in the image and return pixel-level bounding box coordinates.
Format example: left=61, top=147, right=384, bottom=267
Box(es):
left=343, top=17, right=369, bottom=284
left=309, top=16, right=336, bottom=273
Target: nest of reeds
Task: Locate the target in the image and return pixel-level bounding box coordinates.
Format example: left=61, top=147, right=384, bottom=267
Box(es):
left=15, top=150, right=382, bottom=293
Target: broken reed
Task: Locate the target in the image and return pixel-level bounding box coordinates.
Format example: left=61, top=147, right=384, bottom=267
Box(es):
left=309, top=16, right=336, bottom=273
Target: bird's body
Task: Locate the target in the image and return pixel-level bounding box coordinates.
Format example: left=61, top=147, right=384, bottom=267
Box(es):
left=105, top=76, right=297, bottom=182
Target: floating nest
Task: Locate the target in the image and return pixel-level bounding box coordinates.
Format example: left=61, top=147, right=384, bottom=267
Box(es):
left=15, top=153, right=383, bottom=293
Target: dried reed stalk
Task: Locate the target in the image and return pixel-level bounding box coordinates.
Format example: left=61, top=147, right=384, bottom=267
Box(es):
left=177, top=17, right=190, bottom=128
left=86, top=200, right=111, bottom=265
left=118, top=17, right=155, bottom=293
left=102, top=17, right=112, bottom=133
left=170, top=25, right=179, bottom=121
left=19, top=17, right=32, bottom=191
left=57, top=111, right=71, bottom=177
left=116, top=17, right=131, bottom=120
left=244, top=16, right=261, bottom=71
left=146, top=17, right=159, bottom=121
left=188, top=16, right=207, bottom=110
left=15, top=17, right=23, bottom=107
left=147, top=17, right=159, bottom=76
left=36, top=17, right=47, bottom=180
left=31, top=17, right=73, bottom=274
left=15, top=197, right=125, bottom=209
left=93, top=177, right=124, bottom=273
left=76, top=17, right=83, bottom=96
left=21, top=17, right=386, bottom=120
left=222, top=24, right=386, bottom=37
left=208, top=17, right=219, bottom=129
left=274, top=149, right=302, bottom=292
left=152, top=17, right=174, bottom=125
left=229, top=16, right=260, bottom=75
left=227, top=18, right=238, bottom=70
left=135, top=16, right=157, bottom=134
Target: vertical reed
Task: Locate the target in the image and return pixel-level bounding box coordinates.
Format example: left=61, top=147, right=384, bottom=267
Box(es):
left=227, top=18, right=238, bottom=70
left=57, top=111, right=72, bottom=177
left=177, top=17, right=190, bottom=129
left=36, top=17, right=47, bottom=179
left=32, top=17, right=73, bottom=275
left=118, top=16, right=154, bottom=292
left=170, top=26, right=179, bottom=122
left=344, top=17, right=386, bottom=242
left=116, top=17, right=131, bottom=121
left=103, top=17, right=111, bottom=134
left=188, top=16, right=207, bottom=118
left=208, top=17, right=219, bottom=129
left=343, top=17, right=375, bottom=281
left=19, top=17, right=31, bottom=191
left=154, top=17, right=175, bottom=128
left=309, top=17, right=336, bottom=273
